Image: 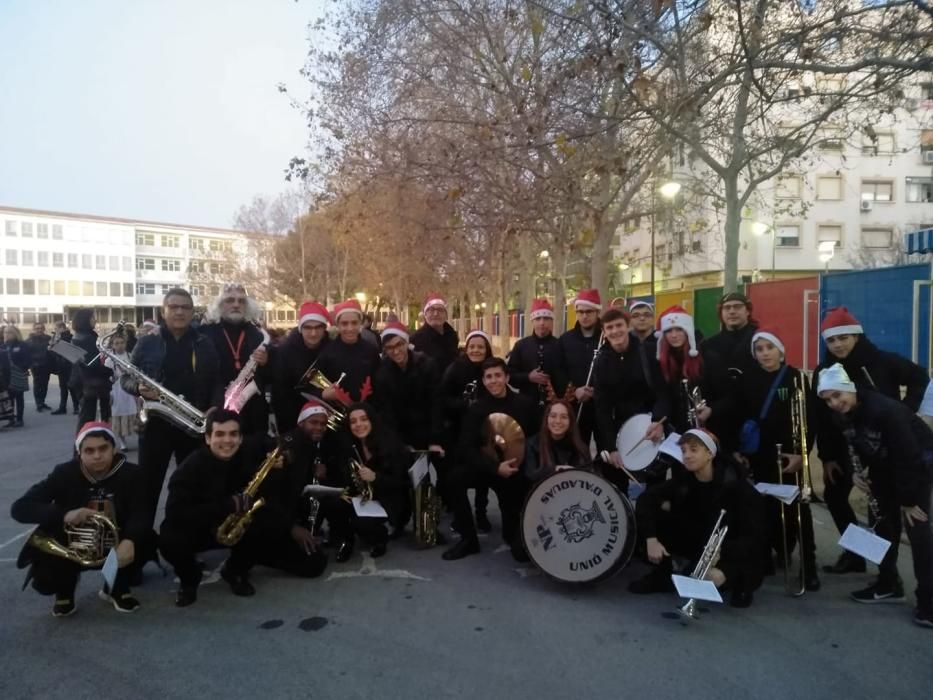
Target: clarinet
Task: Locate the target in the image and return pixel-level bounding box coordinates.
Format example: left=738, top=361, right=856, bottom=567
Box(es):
left=536, top=341, right=547, bottom=408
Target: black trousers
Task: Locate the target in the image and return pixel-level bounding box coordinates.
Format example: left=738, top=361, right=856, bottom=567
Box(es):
left=8, top=391, right=24, bottom=421
left=57, top=367, right=80, bottom=411
left=32, top=367, right=51, bottom=406
left=318, top=497, right=388, bottom=547
left=78, top=383, right=111, bottom=425
left=159, top=519, right=327, bottom=587
left=447, top=464, right=528, bottom=544
left=751, top=458, right=817, bottom=571
left=875, top=486, right=933, bottom=606
left=823, top=459, right=860, bottom=535
left=27, top=549, right=132, bottom=597
left=139, top=418, right=201, bottom=526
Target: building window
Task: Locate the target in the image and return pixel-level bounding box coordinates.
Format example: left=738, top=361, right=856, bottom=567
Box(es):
left=906, top=177, right=933, bottom=203
left=7, top=279, right=20, bottom=294
left=52, top=253, right=64, bottom=267
left=37, top=251, right=49, bottom=267
left=161, top=259, right=181, bottom=272
left=52, top=224, right=63, bottom=240
left=160, top=235, right=180, bottom=248
left=67, top=253, right=78, bottom=267
left=122, top=257, right=131, bottom=271
left=189, top=261, right=205, bottom=273
left=191, top=285, right=205, bottom=296
left=189, top=237, right=205, bottom=250
left=136, top=257, right=155, bottom=271
left=108, top=256, right=119, bottom=270
left=95, top=255, right=106, bottom=270
left=21, top=222, right=33, bottom=237
left=37, top=223, right=48, bottom=239
left=53, top=280, right=65, bottom=295
left=83, top=281, right=94, bottom=296
left=5, top=250, right=17, bottom=265
left=22, top=280, right=35, bottom=294
left=818, top=127, right=845, bottom=151
left=776, top=175, right=802, bottom=199
left=817, top=224, right=843, bottom=249
left=79, top=254, right=90, bottom=268
left=136, top=283, right=156, bottom=295
left=208, top=239, right=233, bottom=253
left=67, top=281, right=79, bottom=296
left=775, top=224, right=800, bottom=247
left=861, top=132, right=895, bottom=156
left=5, top=220, right=16, bottom=236
left=816, top=175, right=843, bottom=200
left=109, top=282, right=120, bottom=296
left=861, top=227, right=893, bottom=249
left=136, top=232, right=154, bottom=246
left=38, top=280, right=50, bottom=295
left=861, top=180, right=893, bottom=203
left=123, top=283, right=133, bottom=297
left=22, top=251, right=34, bottom=266
left=96, top=281, right=107, bottom=296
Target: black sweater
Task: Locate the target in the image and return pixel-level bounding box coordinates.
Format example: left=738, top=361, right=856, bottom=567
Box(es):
left=556, top=323, right=602, bottom=394
left=11, top=456, right=148, bottom=547
left=506, top=333, right=562, bottom=404
left=459, top=391, right=540, bottom=476
left=373, top=350, right=443, bottom=448
left=439, top=356, right=486, bottom=444
left=700, top=323, right=759, bottom=404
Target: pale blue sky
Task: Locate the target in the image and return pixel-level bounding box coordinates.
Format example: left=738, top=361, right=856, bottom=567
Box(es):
left=0, top=0, right=322, bottom=228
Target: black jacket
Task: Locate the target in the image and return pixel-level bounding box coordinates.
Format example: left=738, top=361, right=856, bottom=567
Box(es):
left=4, top=340, right=31, bottom=372
left=71, top=330, right=112, bottom=389
left=593, top=341, right=669, bottom=453
left=121, top=326, right=222, bottom=412
left=272, top=329, right=330, bottom=431
left=342, top=436, right=411, bottom=521
left=506, top=333, right=561, bottom=405
left=373, top=350, right=442, bottom=448
left=411, top=322, right=459, bottom=374
left=200, top=320, right=270, bottom=434
left=556, top=323, right=602, bottom=393
left=26, top=333, right=52, bottom=370
left=814, top=336, right=929, bottom=464
left=523, top=433, right=590, bottom=482
left=315, top=336, right=381, bottom=404
left=438, top=356, right=485, bottom=445
left=831, top=389, right=933, bottom=508
left=11, top=456, right=148, bottom=547
left=459, top=391, right=540, bottom=477
left=700, top=323, right=759, bottom=402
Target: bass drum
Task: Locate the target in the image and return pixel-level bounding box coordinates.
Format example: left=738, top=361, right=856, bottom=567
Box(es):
left=521, top=469, right=636, bottom=584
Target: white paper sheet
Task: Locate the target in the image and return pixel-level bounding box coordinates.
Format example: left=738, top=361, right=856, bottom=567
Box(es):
left=658, top=432, right=683, bottom=463
left=920, top=380, right=933, bottom=417
left=755, top=482, right=800, bottom=505
left=409, top=455, right=430, bottom=488
left=352, top=497, right=388, bottom=518
left=48, top=339, right=89, bottom=364
left=302, top=484, right=346, bottom=498
left=671, top=574, right=723, bottom=603
left=838, top=523, right=892, bottom=565
left=101, top=548, right=119, bottom=590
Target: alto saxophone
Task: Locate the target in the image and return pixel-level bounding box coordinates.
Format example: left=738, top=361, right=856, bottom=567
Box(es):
left=223, top=327, right=270, bottom=412
left=216, top=447, right=282, bottom=546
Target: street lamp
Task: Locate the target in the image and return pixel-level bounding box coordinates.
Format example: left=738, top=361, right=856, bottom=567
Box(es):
left=651, top=180, right=681, bottom=297
left=355, top=291, right=367, bottom=305
left=751, top=221, right=776, bottom=279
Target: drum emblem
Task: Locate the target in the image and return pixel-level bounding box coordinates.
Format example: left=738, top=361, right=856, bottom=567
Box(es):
left=557, top=501, right=606, bottom=543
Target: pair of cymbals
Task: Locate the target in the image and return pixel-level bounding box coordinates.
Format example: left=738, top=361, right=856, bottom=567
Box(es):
left=481, top=413, right=525, bottom=463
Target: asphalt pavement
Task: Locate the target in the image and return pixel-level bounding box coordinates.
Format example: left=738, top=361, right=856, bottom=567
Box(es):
left=0, top=379, right=930, bottom=700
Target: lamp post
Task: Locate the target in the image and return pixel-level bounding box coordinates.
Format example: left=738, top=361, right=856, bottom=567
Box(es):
left=751, top=221, right=776, bottom=279
left=651, top=181, right=681, bottom=298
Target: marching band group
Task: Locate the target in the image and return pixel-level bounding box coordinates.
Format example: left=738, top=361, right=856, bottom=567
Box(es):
left=8, top=283, right=933, bottom=628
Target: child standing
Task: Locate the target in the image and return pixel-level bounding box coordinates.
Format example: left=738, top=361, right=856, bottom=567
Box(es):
left=104, top=333, right=137, bottom=451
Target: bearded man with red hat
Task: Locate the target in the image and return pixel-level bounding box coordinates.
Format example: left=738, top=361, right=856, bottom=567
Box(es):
left=813, top=306, right=929, bottom=576
left=314, top=299, right=381, bottom=407
left=557, top=288, right=604, bottom=444
left=11, top=422, right=147, bottom=616
left=506, top=298, right=562, bottom=417
left=272, top=301, right=333, bottom=431
left=411, top=293, right=460, bottom=375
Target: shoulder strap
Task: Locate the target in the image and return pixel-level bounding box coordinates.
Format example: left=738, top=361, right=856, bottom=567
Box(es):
left=759, top=364, right=789, bottom=420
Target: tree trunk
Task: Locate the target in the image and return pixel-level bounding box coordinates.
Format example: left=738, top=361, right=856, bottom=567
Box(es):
left=723, top=174, right=741, bottom=293
left=591, top=213, right=613, bottom=302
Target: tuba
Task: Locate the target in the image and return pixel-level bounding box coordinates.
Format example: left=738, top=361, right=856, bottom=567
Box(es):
left=677, top=509, right=728, bottom=624
left=97, top=322, right=207, bottom=435
left=216, top=447, right=282, bottom=546
left=223, top=327, right=270, bottom=412
left=27, top=512, right=120, bottom=568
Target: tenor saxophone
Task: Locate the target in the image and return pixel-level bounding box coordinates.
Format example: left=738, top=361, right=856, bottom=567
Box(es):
left=216, top=447, right=282, bottom=546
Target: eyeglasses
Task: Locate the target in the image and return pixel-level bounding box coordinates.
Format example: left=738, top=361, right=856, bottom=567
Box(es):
left=223, top=297, right=247, bottom=305
left=721, top=303, right=746, bottom=312
left=166, top=304, right=193, bottom=312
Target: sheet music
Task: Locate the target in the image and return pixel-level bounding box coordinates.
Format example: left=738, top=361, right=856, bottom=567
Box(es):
left=920, top=379, right=933, bottom=417
left=838, top=523, right=892, bottom=565
left=671, top=574, right=723, bottom=603
left=48, top=339, right=88, bottom=364
left=755, top=482, right=800, bottom=505
left=658, top=432, right=683, bottom=462
left=352, top=497, right=388, bottom=518
left=303, top=484, right=346, bottom=498
left=101, top=549, right=119, bottom=590
left=409, top=455, right=430, bottom=488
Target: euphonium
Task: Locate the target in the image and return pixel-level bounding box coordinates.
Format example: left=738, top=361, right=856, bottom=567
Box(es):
left=97, top=322, right=207, bottom=435
left=677, top=509, right=729, bottom=624
left=216, top=447, right=282, bottom=546
left=27, top=512, right=119, bottom=568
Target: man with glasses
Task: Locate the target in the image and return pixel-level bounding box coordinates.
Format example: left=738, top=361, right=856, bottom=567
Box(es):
left=411, top=294, right=460, bottom=375
left=122, top=288, right=222, bottom=571
left=628, top=301, right=656, bottom=356
left=557, top=289, right=603, bottom=445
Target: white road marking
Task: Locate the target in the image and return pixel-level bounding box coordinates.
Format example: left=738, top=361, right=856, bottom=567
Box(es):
left=0, top=529, right=31, bottom=550
left=326, top=552, right=430, bottom=581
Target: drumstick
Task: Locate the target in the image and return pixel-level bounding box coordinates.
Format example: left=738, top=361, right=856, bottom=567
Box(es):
left=624, top=416, right=668, bottom=456
left=599, top=450, right=640, bottom=484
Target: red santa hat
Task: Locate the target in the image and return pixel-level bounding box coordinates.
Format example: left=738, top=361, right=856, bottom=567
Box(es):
left=297, top=399, right=330, bottom=424
left=332, top=299, right=363, bottom=323
left=679, top=428, right=719, bottom=457
left=529, top=298, right=554, bottom=320
left=75, top=421, right=116, bottom=451
left=423, top=294, right=447, bottom=315
left=574, top=288, right=602, bottom=310
left=821, top=306, right=864, bottom=340
left=465, top=329, right=491, bottom=344
left=656, top=305, right=699, bottom=357
left=751, top=327, right=786, bottom=356
left=298, top=301, right=331, bottom=329
left=381, top=321, right=410, bottom=344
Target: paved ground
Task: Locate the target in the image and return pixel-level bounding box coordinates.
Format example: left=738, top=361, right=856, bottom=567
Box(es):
left=0, top=379, right=930, bottom=700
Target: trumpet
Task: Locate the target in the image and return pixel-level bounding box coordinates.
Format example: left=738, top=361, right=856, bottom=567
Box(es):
left=27, top=511, right=120, bottom=568
left=350, top=446, right=374, bottom=504
left=97, top=322, right=207, bottom=435
left=682, top=379, right=706, bottom=429
left=216, top=447, right=282, bottom=546
left=677, top=509, right=728, bottom=623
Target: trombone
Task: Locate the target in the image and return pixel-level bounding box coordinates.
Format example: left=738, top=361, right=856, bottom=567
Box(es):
left=778, top=372, right=812, bottom=597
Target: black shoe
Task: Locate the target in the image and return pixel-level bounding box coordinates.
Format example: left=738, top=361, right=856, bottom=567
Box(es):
left=805, top=571, right=822, bottom=592
left=52, top=594, right=77, bottom=617
left=370, top=543, right=387, bottom=558
left=36, top=404, right=49, bottom=412
left=851, top=580, right=905, bottom=604
left=730, top=590, right=754, bottom=608
left=73, top=407, right=79, bottom=415
left=627, top=569, right=674, bottom=594
left=442, top=537, right=480, bottom=561
left=50, top=408, right=67, bottom=415
left=220, top=564, right=255, bottom=597
left=175, top=584, right=198, bottom=607
left=823, top=551, right=866, bottom=574
left=12, top=419, right=23, bottom=427
left=475, top=511, right=492, bottom=533
left=914, top=606, right=933, bottom=628
left=335, top=540, right=355, bottom=563
left=510, top=543, right=530, bottom=563
left=99, top=587, right=141, bottom=613
left=388, top=526, right=406, bottom=541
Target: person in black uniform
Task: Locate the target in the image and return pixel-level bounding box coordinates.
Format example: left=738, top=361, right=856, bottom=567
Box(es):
left=315, top=299, right=381, bottom=407
left=506, top=298, right=563, bottom=421
left=11, top=422, right=147, bottom=616
left=410, top=294, right=460, bottom=375
left=629, top=428, right=765, bottom=608
left=593, top=308, right=669, bottom=485
left=121, top=288, right=223, bottom=536
left=271, top=301, right=332, bottom=432
left=199, top=284, right=271, bottom=436
left=524, top=399, right=591, bottom=482
left=443, top=357, right=539, bottom=562
left=813, top=306, right=930, bottom=575
left=556, top=289, right=603, bottom=445
left=628, top=300, right=657, bottom=356
left=50, top=321, right=80, bottom=415
left=818, top=364, right=933, bottom=626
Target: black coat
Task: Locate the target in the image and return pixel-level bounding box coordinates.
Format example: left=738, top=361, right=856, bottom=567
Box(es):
left=71, top=330, right=111, bottom=389
left=272, top=329, right=330, bottom=432
left=814, top=336, right=929, bottom=464
left=458, top=391, right=540, bottom=477
left=26, top=333, right=52, bottom=370
left=411, top=322, right=459, bottom=375
left=556, top=323, right=602, bottom=394
left=372, top=350, right=442, bottom=448
left=593, top=341, right=669, bottom=453
left=506, top=333, right=561, bottom=405
left=315, top=336, right=381, bottom=404
left=700, top=323, right=759, bottom=403
left=342, top=435, right=411, bottom=522
left=438, top=356, right=485, bottom=445
left=523, top=433, right=590, bottom=482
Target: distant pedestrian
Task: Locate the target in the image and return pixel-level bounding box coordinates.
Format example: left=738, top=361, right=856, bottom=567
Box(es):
left=50, top=321, right=80, bottom=415
left=104, top=333, right=137, bottom=451
left=26, top=322, right=53, bottom=412
left=2, top=326, right=31, bottom=428
left=71, top=309, right=113, bottom=428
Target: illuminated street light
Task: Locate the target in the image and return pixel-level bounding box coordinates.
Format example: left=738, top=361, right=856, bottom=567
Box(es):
left=751, top=221, right=770, bottom=237
left=355, top=292, right=367, bottom=304
left=659, top=181, right=682, bottom=199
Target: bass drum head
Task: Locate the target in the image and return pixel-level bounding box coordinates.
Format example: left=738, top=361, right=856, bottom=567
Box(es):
left=521, top=469, right=636, bottom=584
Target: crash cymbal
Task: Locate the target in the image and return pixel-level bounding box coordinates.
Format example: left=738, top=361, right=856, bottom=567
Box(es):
left=482, top=412, right=525, bottom=464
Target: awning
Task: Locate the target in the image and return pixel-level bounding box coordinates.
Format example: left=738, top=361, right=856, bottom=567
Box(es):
left=906, top=228, right=933, bottom=254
